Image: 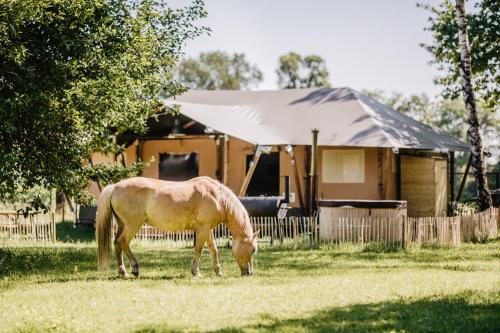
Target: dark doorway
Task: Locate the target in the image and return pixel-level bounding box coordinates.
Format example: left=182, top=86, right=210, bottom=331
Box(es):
left=159, top=152, right=199, bottom=181
left=246, top=152, right=280, bottom=196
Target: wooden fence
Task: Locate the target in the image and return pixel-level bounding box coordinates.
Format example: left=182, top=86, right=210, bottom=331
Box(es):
left=0, top=211, right=56, bottom=242
left=1, top=208, right=497, bottom=248
left=117, top=216, right=318, bottom=248
left=124, top=208, right=497, bottom=248
left=320, top=217, right=403, bottom=246
left=319, top=207, right=498, bottom=247
left=129, top=208, right=497, bottom=248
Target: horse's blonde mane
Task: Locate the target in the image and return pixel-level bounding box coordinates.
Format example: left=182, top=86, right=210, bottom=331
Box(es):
left=207, top=178, right=252, bottom=236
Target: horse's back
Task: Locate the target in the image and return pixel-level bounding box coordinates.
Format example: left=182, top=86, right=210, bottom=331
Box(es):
left=110, top=177, right=225, bottom=231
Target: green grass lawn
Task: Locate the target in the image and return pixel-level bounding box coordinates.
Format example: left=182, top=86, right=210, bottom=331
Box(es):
left=0, top=222, right=499, bottom=333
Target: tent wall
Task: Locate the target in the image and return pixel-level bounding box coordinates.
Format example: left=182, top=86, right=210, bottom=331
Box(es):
left=89, top=139, right=442, bottom=214
left=316, top=147, right=397, bottom=201
left=223, top=143, right=398, bottom=206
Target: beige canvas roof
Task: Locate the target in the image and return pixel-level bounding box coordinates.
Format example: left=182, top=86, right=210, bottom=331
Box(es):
left=163, top=87, right=469, bottom=151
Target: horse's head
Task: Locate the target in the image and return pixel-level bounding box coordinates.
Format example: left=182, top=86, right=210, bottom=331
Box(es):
left=232, top=230, right=259, bottom=276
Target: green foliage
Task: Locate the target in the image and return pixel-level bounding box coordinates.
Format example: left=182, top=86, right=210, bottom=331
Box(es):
left=454, top=201, right=478, bottom=214
left=85, top=161, right=144, bottom=186
left=175, top=51, right=263, bottom=90
left=0, top=185, right=52, bottom=211
left=419, top=0, right=499, bottom=111
left=0, top=241, right=499, bottom=331
left=0, top=0, right=207, bottom=208
left=277, top=52, right=303, bottom=89
left=277, top=52, right=330, bottom=89
left=302, top=55, right=331, bottom=88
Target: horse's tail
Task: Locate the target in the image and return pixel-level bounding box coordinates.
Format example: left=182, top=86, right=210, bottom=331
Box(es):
left=96, top=184, right=115, bottom=270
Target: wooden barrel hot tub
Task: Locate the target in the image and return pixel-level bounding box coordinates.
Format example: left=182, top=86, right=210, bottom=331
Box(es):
left=318, top=200, right=407, bottom=242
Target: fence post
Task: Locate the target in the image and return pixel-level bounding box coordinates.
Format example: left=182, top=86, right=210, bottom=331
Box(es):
left=279, top=217, right=284, bottom=244
left=401, top=215, right=407, bottom=250
left=30, top=214, right=34, bottom=241
left=51, top=212, right=56, bottom=243
left=293, top=217, right=297, bottom=248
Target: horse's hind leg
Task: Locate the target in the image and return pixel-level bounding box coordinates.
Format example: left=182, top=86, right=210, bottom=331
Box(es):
left=191, top=226, right=210, bottom=277
left=113, top=216, right=128, bottom=278
left=117, top=223, right=142, bottom=278
left=206, top=230, right=222, bottom=276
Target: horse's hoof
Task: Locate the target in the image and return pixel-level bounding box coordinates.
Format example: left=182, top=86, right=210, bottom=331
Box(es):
left=215, top=271, right=223, bottom=277
left=132, top=271, right=139, bottom=278
left=119, top=273, right=130, bottom=279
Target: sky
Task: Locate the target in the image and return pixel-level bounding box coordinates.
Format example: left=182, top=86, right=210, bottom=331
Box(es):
left=171, top=0, right=447, bottom=98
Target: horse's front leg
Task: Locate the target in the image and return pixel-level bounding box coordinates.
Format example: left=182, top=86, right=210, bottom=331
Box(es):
left=191, top=226, right=209, bottom=277
left=206, top=229, right=222, bottom=276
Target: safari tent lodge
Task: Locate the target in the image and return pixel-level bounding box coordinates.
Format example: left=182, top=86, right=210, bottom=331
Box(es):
left=90, top=87, right=468, bottom=219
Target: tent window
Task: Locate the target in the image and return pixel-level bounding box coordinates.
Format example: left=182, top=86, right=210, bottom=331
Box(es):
left=159, top=152, right=199, bottom=181
left=322, top=149, right=365, bottom=183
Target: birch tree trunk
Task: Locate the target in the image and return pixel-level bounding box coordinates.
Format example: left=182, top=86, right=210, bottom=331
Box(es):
left=455, top=0, right=492, bottom=211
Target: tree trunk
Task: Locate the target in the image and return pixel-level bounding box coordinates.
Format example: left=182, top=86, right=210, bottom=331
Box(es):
left=455, top=0, right=492, bottom=211
left=55, top=190, right=66, bottom=215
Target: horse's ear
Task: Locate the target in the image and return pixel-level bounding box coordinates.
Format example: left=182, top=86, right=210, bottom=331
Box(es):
left=253, top=229, right=260, bottom=240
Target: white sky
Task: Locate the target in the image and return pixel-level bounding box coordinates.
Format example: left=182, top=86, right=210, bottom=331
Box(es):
left=171, top=0, right=448, bottom=97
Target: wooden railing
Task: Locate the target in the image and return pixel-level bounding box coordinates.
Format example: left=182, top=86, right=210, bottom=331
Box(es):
left=0, top=211, right=56, bottom=243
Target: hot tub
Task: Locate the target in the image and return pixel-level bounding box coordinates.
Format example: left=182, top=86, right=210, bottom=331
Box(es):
left=318, top=200, right=407, bottom=242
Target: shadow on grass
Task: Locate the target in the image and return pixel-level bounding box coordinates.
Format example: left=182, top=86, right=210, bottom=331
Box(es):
left=56, top=221, right=95, bottom=243
left=134, top=291, right=500, bottom=333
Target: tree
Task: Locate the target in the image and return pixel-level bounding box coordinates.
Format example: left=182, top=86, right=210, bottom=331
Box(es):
left=364, top=90, right=498, bottom=168
left=175, top=51, right=263, bottom=90
left=420, top=0, right=496, bottom=210
left=0, top=0, right=207, bottom=210
left=277, top=52, right=331, bottom=89
left=419, top=0, right=499, bottom=111
left=454, top=0, right=492, bottom=210
left=302, top=55, right=331, bottom=88
left=276, top=52, right=303, bottom=89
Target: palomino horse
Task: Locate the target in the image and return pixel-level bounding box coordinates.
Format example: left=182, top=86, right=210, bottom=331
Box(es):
left=96, top=176, right=258, bottom=277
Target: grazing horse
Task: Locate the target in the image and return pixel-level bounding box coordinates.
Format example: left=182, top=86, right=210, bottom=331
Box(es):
left=96, top=176, right=259, bottom=277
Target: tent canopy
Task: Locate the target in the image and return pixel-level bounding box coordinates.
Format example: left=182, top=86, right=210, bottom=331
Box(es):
left=163, top=87, right=469, bottom=151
